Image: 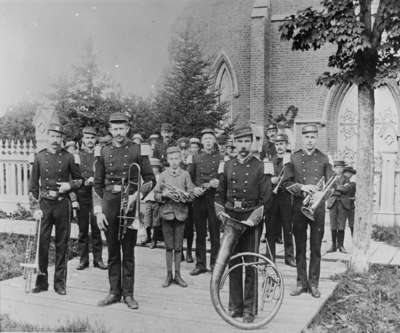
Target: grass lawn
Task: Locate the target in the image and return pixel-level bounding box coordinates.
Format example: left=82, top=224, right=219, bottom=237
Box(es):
left=309, top=264, right=400, bottom=333
left=0, top=233, right=79, bottom=281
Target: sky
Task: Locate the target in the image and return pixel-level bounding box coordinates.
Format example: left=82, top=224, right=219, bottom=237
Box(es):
left=0, top=0, right=190, bottom=115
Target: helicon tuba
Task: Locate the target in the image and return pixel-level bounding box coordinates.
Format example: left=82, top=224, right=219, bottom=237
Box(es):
left=210, top=203, right=284, bottom=330
left=301, top=175, right=338, bottom=221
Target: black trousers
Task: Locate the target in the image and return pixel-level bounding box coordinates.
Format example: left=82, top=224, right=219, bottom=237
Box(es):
left=329, top=201, right=346, bottom=230
left=267, top=192, right=294, bottom=261
left=103, top=192, right=137, bottom=297
left=292, top=199, right=325, bottom=288
left=229, top=211, right=262, bottom=316
left=77, top=193, right=103, bottom=264
left=192, top=191, right=220, bottom=269
left=36, top=198, right=71, bottom=290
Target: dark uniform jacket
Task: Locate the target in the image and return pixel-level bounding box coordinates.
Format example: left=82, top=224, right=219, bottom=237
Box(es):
left=272, top=154, right=294, bottom=194
left=260, top=140, right=277, bottom=161
left=285, top=148, right=333, bottom=197
left=217, top=155, right=271, bottom=214
left=93, top=139, right=155, bottom=204
left=188, top=150, right=221, bottom=187
left=77, top=148, right=95, bottom=196
left=29, top=148, right=82, bottom=207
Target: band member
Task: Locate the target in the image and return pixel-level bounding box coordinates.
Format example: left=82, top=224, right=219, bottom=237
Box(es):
left=189, top=137, right=201, bottom=155
left=76, top=127, right=107, bottom=270
left=326, top=160, right=348, bottom=253
left=260, top=123, right=278, bottom=160
left=189, top=128, right=221, bottom=275
left=141, top=158, right=162, bottom=248
left=94, top=112, right=155, bottom=309
left=286, top=124, right=332, bottom=298
left=159, top=123, right=176, bottom=166
left=154, top=146, right=196, bottom=288
left=29, top=123, right=82, bottom=295
left=149, top=134, right=162, bottom=160
left=342, top=166, right=356, bottom=236
left=217, top=125, right=271, bottom=323
left=267, top=134, right=296, bottom=267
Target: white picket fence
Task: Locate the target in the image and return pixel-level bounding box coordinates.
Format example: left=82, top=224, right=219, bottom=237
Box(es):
left=0, top=139, right=35, bottom=213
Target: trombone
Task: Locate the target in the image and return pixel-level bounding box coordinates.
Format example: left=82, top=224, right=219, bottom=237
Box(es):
left=272, top=165, right=287, bottom=194
left=20, top=217, right=41, bottom=293
left=118, top=163, right=142, bottom=241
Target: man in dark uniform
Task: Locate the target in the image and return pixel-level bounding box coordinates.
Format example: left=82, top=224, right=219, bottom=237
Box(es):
left=189, top=137, right=201, bottom=155
left=260, top=124, right=278, bottom=160
left=326, top=160, right=349, bottom=253
left=94, top=112, right=155, bottom=309
left=342, top=166, right=356, bottom=237
left=159, top=123, right=176, bottom=166
left=285, top=124, right=333, bottom=298
left=76, top=127, right=107, bottom=270
left=217, top=125, right=271, bottom=323
left=189, top=128, right=222, bottom=275
left=29, top=123, right=82, bottom=295
left=267, top=134, right=296, bottom=267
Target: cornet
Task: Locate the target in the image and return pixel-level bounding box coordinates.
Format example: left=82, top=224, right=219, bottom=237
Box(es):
left=301, top=175, right=338, bottom=221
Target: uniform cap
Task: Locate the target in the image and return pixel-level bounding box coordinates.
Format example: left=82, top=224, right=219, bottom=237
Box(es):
left=201, top=128, right=215, bottom=136
left=190, top=137, right=201, bottom=145
left=48, top=123, right=64, bottom=134
left=233, top=125, right=253, bottom=139
left=161, top=123, right=173, bottom=132
left=65, top=141, right=76, bottom=149
left=275, top=134, right=289, bottom=143
left=132, top=133, right=144, bottom=142
left=266, top=123, right=278, bottom=131
left=301, top=124, right=318, bottom=134
left=334, top=160, right=346, bottom=167
left=149, top=134, right=160, bottom=140
left=177, top=137, right=190, bottom=149
left=166, top=146, right=181, bottom=155
left=343, top=166, right=356, bottom=174
left=149, top=158, right=162, bottom=167
left=109, top=112, right=129, bottom=123
left=82, top=126, right=97, bottom=136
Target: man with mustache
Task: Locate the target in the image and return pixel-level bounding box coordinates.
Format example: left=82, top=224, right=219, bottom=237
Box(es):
left=76, top=127, right=107, bottom=271
left=29, top=123, right=82, bottom=295
left=217, top=125, right=271, bottom=323
left=159, top=123, right=176, bottom=167
left=93, top=112, right=155, bottom=310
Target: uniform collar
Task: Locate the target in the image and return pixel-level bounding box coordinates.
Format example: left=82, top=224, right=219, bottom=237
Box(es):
left=236, top=153, right=253, bottom=164
left=166, top=167, right=183, bottom=177
left=302, top=148, right=319, bottom=156
left=112, top=137, right=130, bottom=147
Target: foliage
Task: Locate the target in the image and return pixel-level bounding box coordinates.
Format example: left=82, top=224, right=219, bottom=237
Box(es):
left=0, top=314, right=109, bottom=332
left=0, top=204, right=34, bottom=220
left=372, top=224, right=400, bottom=247
left=280, top=0, right=400, bottom=87
left=309, top=264, right=400, bottom=333
left=0, top=102, right=37, bottom=140
left=154, top=29, right=228, bottom=138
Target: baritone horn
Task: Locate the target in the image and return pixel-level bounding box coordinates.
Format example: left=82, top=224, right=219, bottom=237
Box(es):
left=301, top=175, right=338, bottom=221
left=20, top=217, right=41, bottom=293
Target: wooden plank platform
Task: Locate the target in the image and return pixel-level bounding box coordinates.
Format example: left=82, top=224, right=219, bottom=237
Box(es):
left=0, top=246, right=346, bottom=333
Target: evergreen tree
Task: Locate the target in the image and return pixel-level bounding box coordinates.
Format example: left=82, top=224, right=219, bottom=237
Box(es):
left=155, top=30, right=227, bottom=138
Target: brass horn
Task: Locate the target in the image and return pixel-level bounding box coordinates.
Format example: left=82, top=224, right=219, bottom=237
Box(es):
left=301, top=175, right=338, bottom=221
left=210, top=203, right=284, bottom=330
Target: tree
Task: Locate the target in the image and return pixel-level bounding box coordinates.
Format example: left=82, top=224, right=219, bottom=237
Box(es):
left=280, top=0, right=400, bottom=272
left=155, top=29, right=228, bottom=138
left=0, top=102, right=38, bottom=140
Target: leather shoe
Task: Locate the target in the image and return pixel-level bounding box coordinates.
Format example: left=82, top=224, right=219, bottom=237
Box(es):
left=162, top=272, right=173, bottom=288
left=32, top=286, right=48, bottom=293
left=123, top=296, right=139, bottom=309
left=309, top=286, right=321, bottom=298
left=186, top=252, right=193, bottom=263
left=76, top=262, right=89, bottom=270
left=243, top=313, right=255, bottom=323
left=290, top=286, right=308, bottom=296
left=229, top=310, right=243, bottom=318
left=97, top=294, right=121, bottom=306
left=94, top=261, right=107, bottom=270
left=285, top=258, right=296, bottom=267
left=174, top=273, right=188, bottom=288
left=54, top=287, right=66, bottom=295
left=338, top=246, right=348, bottom=254
left=326, top=246, right=337, bottom=253
left=190, top=267, right=207, bottom=276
